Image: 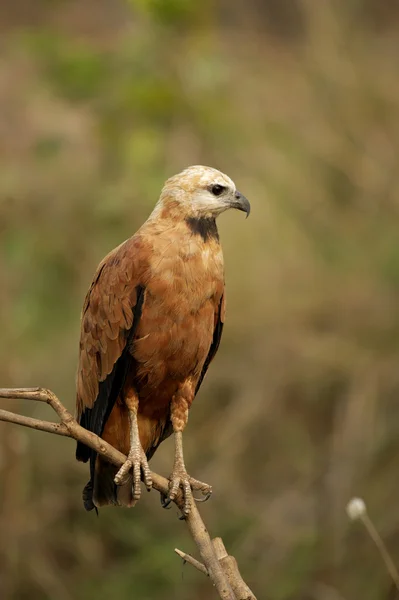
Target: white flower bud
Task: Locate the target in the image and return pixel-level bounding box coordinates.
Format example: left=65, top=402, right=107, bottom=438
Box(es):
left=346, top=497, right=366, bottom=520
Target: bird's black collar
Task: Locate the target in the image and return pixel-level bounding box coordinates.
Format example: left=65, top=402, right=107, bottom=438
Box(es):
left=185, top=217, right=219, bottom=242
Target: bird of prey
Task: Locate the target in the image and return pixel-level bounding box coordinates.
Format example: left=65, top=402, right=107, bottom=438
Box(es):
left=75, top=165, right=250, bottom=515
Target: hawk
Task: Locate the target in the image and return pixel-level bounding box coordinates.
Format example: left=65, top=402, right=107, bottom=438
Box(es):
left=76, top=165, right=250, bottom=514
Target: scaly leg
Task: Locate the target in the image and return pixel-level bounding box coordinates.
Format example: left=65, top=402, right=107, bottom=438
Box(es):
left=114, top=395, right=152, bottom=502
left=165, top=392, right=212, bottom=515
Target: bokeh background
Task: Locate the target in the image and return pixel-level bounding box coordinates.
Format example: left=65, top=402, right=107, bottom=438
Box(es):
left=1, top=1, right=399, bottom=598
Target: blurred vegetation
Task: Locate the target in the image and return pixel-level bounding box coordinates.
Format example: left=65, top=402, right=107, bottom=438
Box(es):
left=1, top=0, right=399, bottom=598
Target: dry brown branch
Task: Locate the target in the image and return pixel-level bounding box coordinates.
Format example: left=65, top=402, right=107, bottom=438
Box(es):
left=0, top=387, right=257, bottom=600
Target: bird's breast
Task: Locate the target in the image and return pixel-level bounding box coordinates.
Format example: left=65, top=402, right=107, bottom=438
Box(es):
left=146, top=232, right=223, bottom=312
left=131, top=232, right=224, bottom=391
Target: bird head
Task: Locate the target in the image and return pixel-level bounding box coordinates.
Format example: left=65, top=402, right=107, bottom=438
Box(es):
left=157, top=165, right=250, bottom=220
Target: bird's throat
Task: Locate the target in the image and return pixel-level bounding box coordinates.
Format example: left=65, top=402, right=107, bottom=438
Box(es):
left=185, top=217, right=219, bottom=242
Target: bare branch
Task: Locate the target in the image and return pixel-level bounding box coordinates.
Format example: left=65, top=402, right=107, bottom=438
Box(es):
left=0, top=409, right=69, bottom=436
left=0, top=387, right=256, bottom=600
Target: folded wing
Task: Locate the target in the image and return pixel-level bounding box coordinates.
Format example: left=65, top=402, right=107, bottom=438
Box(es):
left=75, top=240, right=145, bottom=468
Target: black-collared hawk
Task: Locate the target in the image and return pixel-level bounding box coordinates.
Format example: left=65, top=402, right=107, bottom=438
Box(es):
left=75, top=166, right=250, bottom=514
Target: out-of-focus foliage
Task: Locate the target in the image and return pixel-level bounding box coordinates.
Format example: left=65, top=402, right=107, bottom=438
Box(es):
left=1, top=1, right=399, bottom=598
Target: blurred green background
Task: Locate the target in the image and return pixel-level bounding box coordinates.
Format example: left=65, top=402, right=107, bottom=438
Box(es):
left=1, top=1, right=399, bottom=598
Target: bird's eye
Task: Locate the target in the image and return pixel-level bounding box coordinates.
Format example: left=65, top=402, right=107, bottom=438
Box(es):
left=210, top=184, right=225, bottom=196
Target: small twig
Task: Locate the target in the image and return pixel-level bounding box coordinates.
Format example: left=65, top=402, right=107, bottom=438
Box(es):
left=174, top=548, right=208, bottom=576
left=362, top=512, right=399, bottom=593
left=347, top=497, right=399, bottom=594
left=0, top=387, right=256, bottom=600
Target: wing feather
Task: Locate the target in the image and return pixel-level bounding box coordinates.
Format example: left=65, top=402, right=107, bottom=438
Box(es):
left=195, top=292, right=225, bottom=395
left=75, top=238, right=145, bottom=464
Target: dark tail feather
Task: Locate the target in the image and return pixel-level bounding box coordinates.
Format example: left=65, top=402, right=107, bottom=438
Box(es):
left=76, top=441, right=90, bottom=463
left=76, top=408, right=92, bottom=462
left=82, top=456, right=133, bottom=510
left=82, top=442, right=119, bottom=511
left=82, top=480, right=97, bottom=513
left=97, top=457, right=136, bottom=507
left=82, top=460, right=118, bottom=511
left=93, top=458, right=119, bottom=507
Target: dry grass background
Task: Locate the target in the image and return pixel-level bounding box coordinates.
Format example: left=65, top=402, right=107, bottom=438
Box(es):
left=1, top=1, right=399, bottom=598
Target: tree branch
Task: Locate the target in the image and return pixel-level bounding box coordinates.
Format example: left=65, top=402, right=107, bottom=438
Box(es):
left=0, top=387, right=256, bottom=600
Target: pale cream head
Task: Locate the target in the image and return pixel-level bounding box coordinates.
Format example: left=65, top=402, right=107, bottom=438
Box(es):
left=155, top=165, right=250, bottom=220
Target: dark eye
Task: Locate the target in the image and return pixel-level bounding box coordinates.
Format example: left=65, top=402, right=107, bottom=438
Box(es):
left=210, top=184, right=225, bottom=196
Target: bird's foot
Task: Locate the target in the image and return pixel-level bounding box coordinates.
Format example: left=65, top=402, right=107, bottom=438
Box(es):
left=162, top=462, right=212, bottom=515
left=114, top=446, right=152, bottom=502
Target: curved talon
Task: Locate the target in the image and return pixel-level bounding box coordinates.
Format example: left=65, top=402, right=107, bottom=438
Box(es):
left=160, top=494, right=172, bottom=509
left=189, top=477, right=212, bottom=504
left=193, top=490, right=212, bottom=503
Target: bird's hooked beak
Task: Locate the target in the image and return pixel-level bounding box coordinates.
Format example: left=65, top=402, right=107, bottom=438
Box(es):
left=230, top=191, right=251, bottom=218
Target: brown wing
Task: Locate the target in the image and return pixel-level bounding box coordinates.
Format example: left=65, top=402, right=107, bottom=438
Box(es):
left=75, top=238, right=145, bottom=463
left=195, top=292, right=225, bottom=395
